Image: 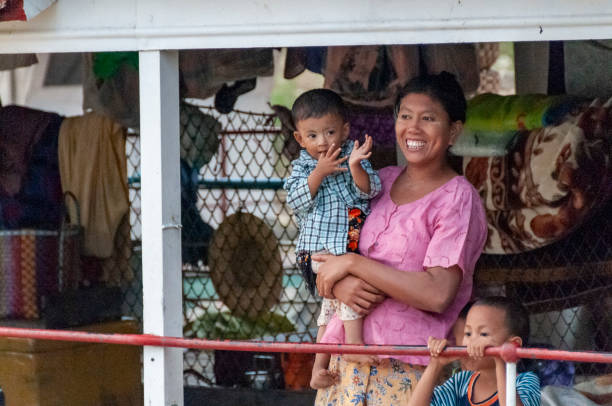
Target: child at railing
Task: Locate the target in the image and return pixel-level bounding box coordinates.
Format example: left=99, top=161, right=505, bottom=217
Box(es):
left=283, top=88, right=381, bottom=389
left=408, top=296, right=541, bottom=406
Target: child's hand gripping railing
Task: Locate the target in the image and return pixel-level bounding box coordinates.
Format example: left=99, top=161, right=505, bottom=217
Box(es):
left=0, top=326, right=611, bottom=405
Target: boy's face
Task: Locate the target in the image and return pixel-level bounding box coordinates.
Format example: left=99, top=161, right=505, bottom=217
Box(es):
left=293, top=113, right=349, bottom=160
left=463, top=305, right=513, bottom=369
left=452, top=316, right=475, bottom=370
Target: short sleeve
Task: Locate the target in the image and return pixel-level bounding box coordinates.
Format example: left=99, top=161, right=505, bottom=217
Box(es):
left=517, top=372, right=541, bottom=406
left=430, top=370, right=472, bottom=406
left=422, top=179, right=487, bottom=276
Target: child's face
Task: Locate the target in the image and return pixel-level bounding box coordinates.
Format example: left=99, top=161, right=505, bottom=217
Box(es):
left=463, top=305, right=512, bottom=369
left=293, top=113, right=349, bottom=160
left=452, top=317, right=475, bottom=370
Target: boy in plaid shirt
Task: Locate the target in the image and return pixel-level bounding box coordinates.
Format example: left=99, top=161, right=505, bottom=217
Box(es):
left=284, top=89, right=381, bottom=389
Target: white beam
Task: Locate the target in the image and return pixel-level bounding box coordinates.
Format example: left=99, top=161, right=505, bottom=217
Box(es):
left=140, top=50, right=183, bottom=406
left=1, top=0, right=612, bottom=53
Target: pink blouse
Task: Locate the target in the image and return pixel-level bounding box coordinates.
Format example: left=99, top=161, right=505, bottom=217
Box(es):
left=320, top=166, right=488, bottom=365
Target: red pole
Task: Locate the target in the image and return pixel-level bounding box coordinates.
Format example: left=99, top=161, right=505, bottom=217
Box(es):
left=0, top=326, right=611, bottom=364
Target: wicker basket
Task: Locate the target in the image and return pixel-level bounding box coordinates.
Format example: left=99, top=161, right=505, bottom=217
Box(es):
left=0, top=192, right=83, bottom=319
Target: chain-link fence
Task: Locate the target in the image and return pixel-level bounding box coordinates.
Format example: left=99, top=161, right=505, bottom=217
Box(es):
left=123, top=101, right=612, bottom=389
left=475, top=202, right=612, bottom=377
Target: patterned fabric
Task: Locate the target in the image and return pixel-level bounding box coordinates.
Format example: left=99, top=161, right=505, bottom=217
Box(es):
left=285, top=142, right=381, bottom=256
left=0, top=229, right=81, bottom=319
left=430, top=370, right=541, bottom=406
left=315, top=356, right=425, bottom=406
left=464, top=97, right=612, bottom=254
left=321, top=167, right=488, bottom=365
left=296, top=207, right=366, bottom=297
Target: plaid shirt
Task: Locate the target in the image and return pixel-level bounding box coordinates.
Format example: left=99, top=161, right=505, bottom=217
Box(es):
left=284, top=142, right=381, bottom=255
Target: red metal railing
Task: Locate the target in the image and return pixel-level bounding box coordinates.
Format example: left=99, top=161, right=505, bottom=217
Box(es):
left=1, top=326, right=610, bottom=406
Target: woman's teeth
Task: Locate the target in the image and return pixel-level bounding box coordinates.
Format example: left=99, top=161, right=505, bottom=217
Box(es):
left=406, top=140, right=426, bottom=150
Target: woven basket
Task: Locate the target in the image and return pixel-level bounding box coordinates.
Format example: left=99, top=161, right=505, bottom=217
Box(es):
left=0, top=192, right=83, bottom=319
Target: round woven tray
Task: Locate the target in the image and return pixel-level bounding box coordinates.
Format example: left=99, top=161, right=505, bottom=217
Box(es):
left=208, top=212, right=283, bottom=318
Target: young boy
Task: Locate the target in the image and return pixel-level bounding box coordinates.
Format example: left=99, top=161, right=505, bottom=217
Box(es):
left=283, top=88, right=382, bottom=389
left=409, top=296, right=541, bottom=406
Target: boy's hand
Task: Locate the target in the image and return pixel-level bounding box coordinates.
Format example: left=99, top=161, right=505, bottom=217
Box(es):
left=427, top=336, right=457, bottom=366
left=314, top=143, right=348, bottom=178
left=348, top=135, right=373, bottom=169
left=467, top=338, right=494, bottom=360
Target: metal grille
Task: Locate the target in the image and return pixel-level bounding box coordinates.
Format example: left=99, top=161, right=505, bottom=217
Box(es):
left=126, top=103, right=316, bottom=388
left=124, top=103, right=612, bottom=388
left=475, top=202, right=612, bottom=376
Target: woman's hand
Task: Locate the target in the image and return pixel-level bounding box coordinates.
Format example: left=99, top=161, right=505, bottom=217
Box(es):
left=332, top=276, right=386, bottom=315
left=313, top=253, right=351, bottom=298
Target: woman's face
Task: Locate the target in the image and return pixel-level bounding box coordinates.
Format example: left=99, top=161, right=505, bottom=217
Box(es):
left=395, top=93, right=461, bottom=169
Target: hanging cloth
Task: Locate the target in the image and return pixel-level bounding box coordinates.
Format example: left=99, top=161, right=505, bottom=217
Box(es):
left=0, top=54, right=38, bottom=71
left=58, top=112, right=129, bottom=258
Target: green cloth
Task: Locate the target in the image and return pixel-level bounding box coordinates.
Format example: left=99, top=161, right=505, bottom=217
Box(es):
left=466, top=93, right=567, bottom=132
left=93, top=52, right=139, bottom=80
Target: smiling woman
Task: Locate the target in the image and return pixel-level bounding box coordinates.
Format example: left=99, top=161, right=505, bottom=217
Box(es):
left=313, top=72, right=488, bottom=406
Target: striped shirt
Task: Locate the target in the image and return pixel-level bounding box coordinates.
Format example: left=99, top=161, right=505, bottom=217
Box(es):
left=284, top=142, right=381, bottom=255
left=431, top=370, right=541, bottom=406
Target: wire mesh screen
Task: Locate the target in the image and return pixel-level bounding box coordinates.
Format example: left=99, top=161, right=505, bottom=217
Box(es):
left=126, top=103, right=316, bottom=388
left=475, top=202, right=612, bottom=376
left=124, top=103, right=611, bottom=388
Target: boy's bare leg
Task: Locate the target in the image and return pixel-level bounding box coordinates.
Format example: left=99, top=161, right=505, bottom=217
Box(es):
left=342, top=318, right=379, bottom=364
left=310, top=325, right=339, bottom=389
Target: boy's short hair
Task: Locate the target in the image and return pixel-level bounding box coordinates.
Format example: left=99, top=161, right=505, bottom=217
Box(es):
left=473, top=296, right=530, bottom=344
left=458, top=300, right=475, bottom=321
left=291, top=88, right=349, bottom=125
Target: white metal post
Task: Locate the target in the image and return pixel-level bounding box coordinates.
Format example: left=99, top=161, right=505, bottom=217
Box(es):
left=139, top=50, right=183, bottom=406
left=505, top=361, right=517, bottom=406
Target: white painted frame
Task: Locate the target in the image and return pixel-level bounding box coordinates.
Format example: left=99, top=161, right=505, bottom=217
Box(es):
left=1, top=1, right=610, bottom=405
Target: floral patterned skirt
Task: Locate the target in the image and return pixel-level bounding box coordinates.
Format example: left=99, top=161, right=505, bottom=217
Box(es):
left=315, top=356, right=425, bottom=406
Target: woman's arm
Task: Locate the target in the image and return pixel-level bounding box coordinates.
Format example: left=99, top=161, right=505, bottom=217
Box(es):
left=315, top=252, right=462, bottom=313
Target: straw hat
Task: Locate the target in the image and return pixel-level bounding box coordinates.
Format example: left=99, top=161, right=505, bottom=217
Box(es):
left=209, top=212, right=283, bottom=318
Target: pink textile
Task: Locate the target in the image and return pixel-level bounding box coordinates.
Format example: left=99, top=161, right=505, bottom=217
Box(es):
left=320, top=166, right=487, bottom=365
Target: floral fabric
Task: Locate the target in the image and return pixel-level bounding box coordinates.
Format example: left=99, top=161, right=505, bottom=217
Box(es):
left=315, top=356, right=425, bottom=406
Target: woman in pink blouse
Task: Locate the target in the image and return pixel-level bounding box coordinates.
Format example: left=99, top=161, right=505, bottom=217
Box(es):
left=313, top=72, right=488, bottom=406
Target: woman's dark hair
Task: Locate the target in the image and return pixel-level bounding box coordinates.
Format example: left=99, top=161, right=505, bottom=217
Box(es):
left=291, top=88, right=349, bottom=125
left=472, top=296, right=530, bottom=344
left=394, top=71, right=467, bottom=123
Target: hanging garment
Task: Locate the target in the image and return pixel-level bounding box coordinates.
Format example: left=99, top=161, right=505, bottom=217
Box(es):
left=421, top=43, right=480, bottom=96
left=565, top=40, right=612, bottom=99
left=0, top=53, right=38, bottom=71
left=179, top=48, right=274, bottom=100
left=58, top=112, right=129, bottom=258
left=0, top=105, right=58, bottom=196
left=284, top=47, right=326, bottom=79
left=324, top=45, right=420, bottom=108
left=82, top=53, right=140, bottom=129
left=0, top=106, right=63, bottom=229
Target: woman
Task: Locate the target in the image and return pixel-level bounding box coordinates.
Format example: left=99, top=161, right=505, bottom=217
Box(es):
left=313, top=71, right=488, bottom=406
